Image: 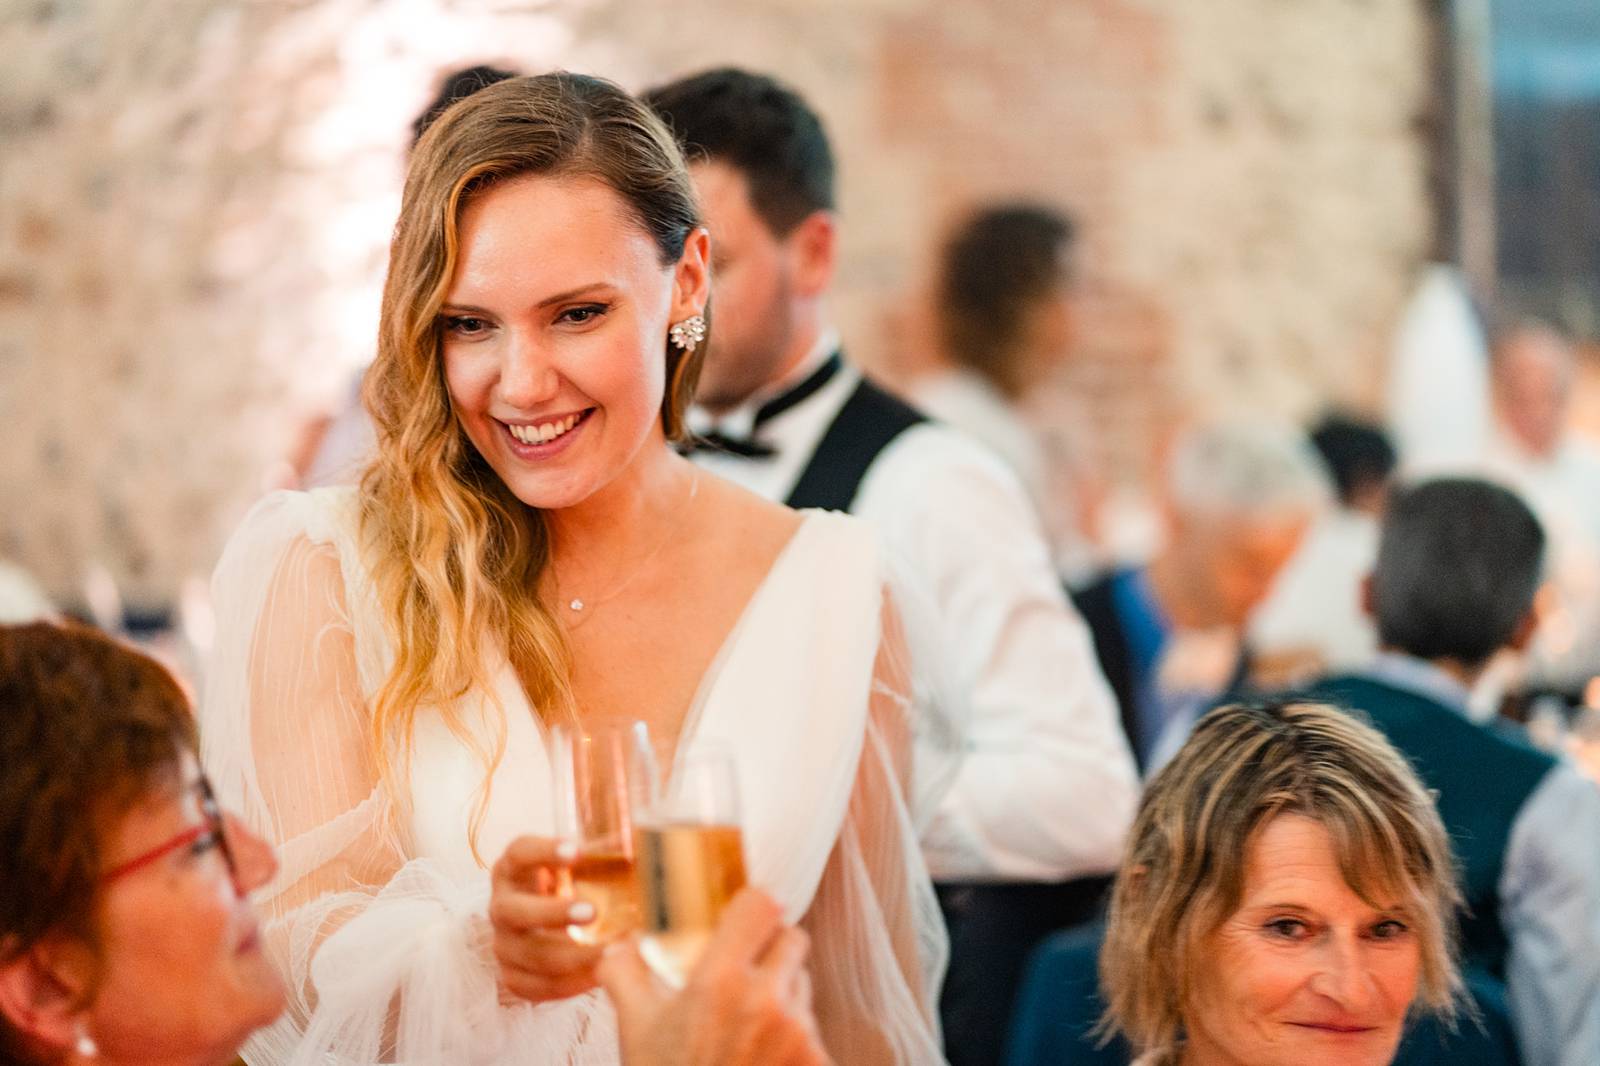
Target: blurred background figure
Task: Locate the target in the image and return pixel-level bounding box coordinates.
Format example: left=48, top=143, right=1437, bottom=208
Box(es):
left=1487, top=320, right=1600, bottom=524
left=1298, top=477, right=1600, bottom=1066
left=1248, top=413, right=1398, bottom=682
left=899, top=203, right=1093, bottom=573
left=1073, top=421, right=1329, bottom=771
left=1491, top=321, right=1585, bottom=467
left=1481, top=319, right=1600, bottom=696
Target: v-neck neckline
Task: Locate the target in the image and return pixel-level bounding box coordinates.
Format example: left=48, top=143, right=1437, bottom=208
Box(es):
left=663, top=510, right=824, bottom=773
left=523, top=510, right=828, bottom=775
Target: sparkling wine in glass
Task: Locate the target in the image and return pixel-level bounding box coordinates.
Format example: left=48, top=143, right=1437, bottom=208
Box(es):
left=550, top=719, right=652, bottom=944
left=635, top=748, right=747, bottom=987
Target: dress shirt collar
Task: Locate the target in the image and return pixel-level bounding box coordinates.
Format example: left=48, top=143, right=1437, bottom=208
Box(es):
left=688, top=330, right=842, bottom=439
left=1356, top=651, right=1473, bottom=717
left=682, top=331, right=859, bottom=502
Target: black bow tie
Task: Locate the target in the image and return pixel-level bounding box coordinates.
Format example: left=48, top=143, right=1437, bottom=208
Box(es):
left=682, top=351, right=844, bottom=461
left=688, top=430, right=779, bottom=459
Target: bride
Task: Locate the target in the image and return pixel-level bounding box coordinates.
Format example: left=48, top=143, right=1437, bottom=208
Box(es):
left=199, top=72, right=947, bottom=1065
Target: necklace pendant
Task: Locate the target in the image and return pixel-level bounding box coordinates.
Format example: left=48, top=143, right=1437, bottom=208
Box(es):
left=569, top=598, right=585, bottom=612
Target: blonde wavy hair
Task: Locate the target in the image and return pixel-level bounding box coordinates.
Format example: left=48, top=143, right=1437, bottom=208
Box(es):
left=357, top=73, right=705, bottom=845
left=1101, top=701, right=1463, bottom=1056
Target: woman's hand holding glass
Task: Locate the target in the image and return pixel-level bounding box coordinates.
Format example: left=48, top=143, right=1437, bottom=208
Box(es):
left=493, top=723, right=754, bottom=1008
left=491, top=718, right=654, bottom=1005
left=551, top=720, right=653, bottom=944
left=489, top=836, right=604, bottom=1004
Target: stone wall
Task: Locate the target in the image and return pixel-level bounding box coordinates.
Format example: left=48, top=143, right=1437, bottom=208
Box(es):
left=0, top=0, right=1436, bottom=609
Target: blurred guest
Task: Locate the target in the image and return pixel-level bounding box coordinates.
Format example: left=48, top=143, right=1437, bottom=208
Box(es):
left=645, top=68, right=1136, bottom=1066
left=298, top=63, right=520, bottom=489
left=1249, top=414, right=1397, bottom=680
left=1299, top=478, right=1600, bottom=1066
left=1489, top=322, right=1600, bottom=491
left=0, top=622, right=835, bottom=1066
left=1097, top=700, right=1462, bottom=1066
left=1483, top=320, right=1600, bottom=691
left=1073, top=422, right=1327, bottom=769
left=904, top=204, right=1085, bottom=560
left=0, top=621, right=285, bottom=1066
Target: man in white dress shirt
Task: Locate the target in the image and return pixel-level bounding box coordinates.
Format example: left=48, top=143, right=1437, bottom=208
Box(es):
left=645, top=69, right=1139, bottom=1064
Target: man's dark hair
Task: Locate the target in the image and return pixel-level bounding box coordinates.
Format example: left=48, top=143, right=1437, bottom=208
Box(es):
left=937, top=204, right=1075, bottom=396
left=1371, top=478, right=1545, bottom=668
left=643, top=67, right=834, bottom=236
left=1309, top=413, right=1397, bottom=508
left=411, top=64, right=520, bottom=148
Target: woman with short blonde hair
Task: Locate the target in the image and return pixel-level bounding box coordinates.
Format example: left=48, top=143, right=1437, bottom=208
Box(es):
left=1101, top=700, right=1462, bottom=1066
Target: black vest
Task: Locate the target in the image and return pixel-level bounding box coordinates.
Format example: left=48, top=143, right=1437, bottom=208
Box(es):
left=783, top=374, right=928, bottom=512
left=1299, top=673, right=1557, bottom=978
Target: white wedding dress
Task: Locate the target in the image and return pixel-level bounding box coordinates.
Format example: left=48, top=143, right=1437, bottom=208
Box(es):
left=200, top=487, right=949, bottom=1066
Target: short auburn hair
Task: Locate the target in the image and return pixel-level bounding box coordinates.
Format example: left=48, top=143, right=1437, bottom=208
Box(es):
left=1100, top=701, right=1462, bottom=1055
left=0, top=622, right=196, bottom=1057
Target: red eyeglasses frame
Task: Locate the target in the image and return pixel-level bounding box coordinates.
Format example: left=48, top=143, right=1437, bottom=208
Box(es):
left=101, top=774, right=238, bottom=884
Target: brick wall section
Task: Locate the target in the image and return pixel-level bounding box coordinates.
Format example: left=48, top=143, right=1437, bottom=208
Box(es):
left=0, top=0, right=1435, bottom=607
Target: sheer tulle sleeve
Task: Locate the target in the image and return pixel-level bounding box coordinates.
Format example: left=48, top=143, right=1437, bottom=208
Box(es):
left=200, top=491, right=515, bottom=1066
left=801, top=591, right=950, bottom=1064
left=204, top=496, right=949, bottom=1064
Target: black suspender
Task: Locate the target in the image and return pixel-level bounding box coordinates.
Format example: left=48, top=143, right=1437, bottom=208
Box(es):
left=784, top=374, right=928, bottom=513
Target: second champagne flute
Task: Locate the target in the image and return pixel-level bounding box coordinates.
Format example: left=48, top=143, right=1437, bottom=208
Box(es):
left=549, top=718, right=653, bottom=944
left=634, top=746, right=747, bottom=987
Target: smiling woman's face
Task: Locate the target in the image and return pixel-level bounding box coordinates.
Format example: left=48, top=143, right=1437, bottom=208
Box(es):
left=1182, top=813, right=1421, bottom=1066
left=441, top=172, right=704, bottom=511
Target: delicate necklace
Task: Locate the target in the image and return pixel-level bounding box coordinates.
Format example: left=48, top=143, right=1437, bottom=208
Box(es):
left=555, top=472, right=701, bottom=623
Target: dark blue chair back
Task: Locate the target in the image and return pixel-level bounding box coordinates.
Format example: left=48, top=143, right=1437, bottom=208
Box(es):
left=1005, top=921, right=1130, bottom=1066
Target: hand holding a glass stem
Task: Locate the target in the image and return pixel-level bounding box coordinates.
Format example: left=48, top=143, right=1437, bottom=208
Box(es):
left=489, top=835, right=603, bottom=1004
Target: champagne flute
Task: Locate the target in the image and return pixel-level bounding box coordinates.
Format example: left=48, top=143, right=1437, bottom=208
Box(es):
left=634, top=746, right=747, bottom=987
left=549, top=719, right=652, bottom=944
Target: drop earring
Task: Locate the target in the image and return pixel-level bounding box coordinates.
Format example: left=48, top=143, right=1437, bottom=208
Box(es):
left=669, top=315, right=707, bottom=352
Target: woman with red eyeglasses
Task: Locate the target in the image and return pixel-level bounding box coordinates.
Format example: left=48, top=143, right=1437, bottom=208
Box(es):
left=0, top=621, right=828, bottom=1066
left=0, top=621, right=283, bottom=1065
